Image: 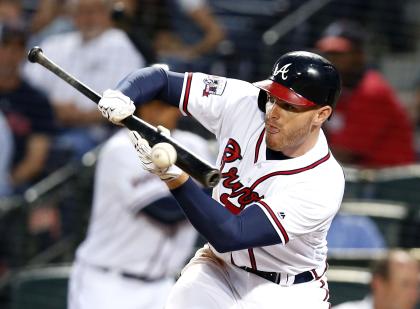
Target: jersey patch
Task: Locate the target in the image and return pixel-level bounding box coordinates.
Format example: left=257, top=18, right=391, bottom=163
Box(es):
left=202, top=76, right=227, bottom=97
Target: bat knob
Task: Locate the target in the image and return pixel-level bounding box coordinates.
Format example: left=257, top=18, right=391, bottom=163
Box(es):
left=206, top=169, right=221, bottom=188
left=27, top=46, right=43, bottom=63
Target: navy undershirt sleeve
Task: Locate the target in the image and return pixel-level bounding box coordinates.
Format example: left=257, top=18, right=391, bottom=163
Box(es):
left=140, top=196, right=186, bottom=225
left=171, top=178, right=282, bottom=253
left=116, top=67, right=184, bottom=107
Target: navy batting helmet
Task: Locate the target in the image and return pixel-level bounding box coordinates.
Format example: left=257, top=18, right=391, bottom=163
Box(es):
left=253, top=51, right=341, bottom=112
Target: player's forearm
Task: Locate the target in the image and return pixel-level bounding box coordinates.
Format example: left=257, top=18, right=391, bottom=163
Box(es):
left=141, top=196, right=187, bottom=225
left=170, top=178, right=281, bottom=253
left=116, top=67, right=184, bottom=107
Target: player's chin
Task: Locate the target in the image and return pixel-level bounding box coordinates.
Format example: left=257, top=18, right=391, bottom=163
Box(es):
left=265, top=133, right=284, bottom=152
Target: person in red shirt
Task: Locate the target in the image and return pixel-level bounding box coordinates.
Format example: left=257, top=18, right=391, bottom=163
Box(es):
left=315, top=20, right=415, bottom=168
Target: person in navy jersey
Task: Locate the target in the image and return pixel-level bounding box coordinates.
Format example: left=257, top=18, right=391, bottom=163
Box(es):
left=0, top=20, right=56, bottom=194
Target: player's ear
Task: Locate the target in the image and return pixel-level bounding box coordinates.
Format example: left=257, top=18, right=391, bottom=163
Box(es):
left=313, top=106, right=332, bottom=125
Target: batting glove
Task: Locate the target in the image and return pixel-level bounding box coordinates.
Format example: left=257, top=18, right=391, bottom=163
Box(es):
left=128, top=130, right=182, bottom=181
left=98, top=89, right=136, bottom=125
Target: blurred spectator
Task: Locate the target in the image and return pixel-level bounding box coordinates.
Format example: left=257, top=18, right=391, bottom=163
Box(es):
left=153, top=0, right=225, bottom=73
left=315, top=1, right=416, bottom=53
left=316, top=20, right=416, bottom=168
left=113, top=0, right=224, bottom=139
left=333, top=249, right=419, bottom=309
left=109, top=0, right=158, bottom=64
left=327, top=214, right=386, bottom=251
left=27, top=0, right=74, bottom=47
left=113, top=0, right=225, bottom=72
left=0, top=20, right=55, bottom=194
left=0, top=110, right=12, bottom=196
left=68, top=99, right=215, bottom=309
left=209, top=0, right=315, bottom=81
left=0, top=0, right=21, bottom=22
left=24, top=0, right=146, bottom=160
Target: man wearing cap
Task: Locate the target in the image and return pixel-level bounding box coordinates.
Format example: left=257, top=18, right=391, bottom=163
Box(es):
left=316, top=20, right=415, bottom=168
left=95, top=50, right=344, bottom=308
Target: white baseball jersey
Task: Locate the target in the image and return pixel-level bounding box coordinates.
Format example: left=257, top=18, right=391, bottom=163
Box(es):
left=179, top=73, right=345, bottom=275
left=69, top=129, right=214, bottom=309
left=76, top=128, right=214, bottom=275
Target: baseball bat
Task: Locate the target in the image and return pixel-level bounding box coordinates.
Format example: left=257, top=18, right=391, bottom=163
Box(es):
left=27, top=46, right=221, bottom=188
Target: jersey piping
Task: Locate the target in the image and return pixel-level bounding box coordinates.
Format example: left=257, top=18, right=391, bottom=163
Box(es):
left=254, top=128, right=266, bottom=163
left=182, top=72, right=193, bottom=116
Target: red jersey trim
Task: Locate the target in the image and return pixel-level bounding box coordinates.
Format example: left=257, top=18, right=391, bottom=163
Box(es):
left=254, top=128, right=265, bottom=163
left=311, top=262, right=328, bottom=280
left=258, top=200, right=289, bottom=244
left=250, top=152, right=331, bottom=190
left=182, top=73, right=193, bottom=116
left=248, top=249, right=257, bottom=270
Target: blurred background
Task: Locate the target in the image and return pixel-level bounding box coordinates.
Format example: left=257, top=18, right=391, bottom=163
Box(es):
left=1, top=0, right=420, bottom=308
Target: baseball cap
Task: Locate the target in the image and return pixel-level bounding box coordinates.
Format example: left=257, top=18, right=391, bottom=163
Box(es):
left=315, top=20, right=366, bottom=53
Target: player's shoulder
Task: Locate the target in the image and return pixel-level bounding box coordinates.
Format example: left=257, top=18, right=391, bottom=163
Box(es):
left=41, top=31, right=79, bottom=49
left=98, top=28, right=136, bottom=48
left=359, top=70, right=395, bottom=98
left=193, top=73, right=259, bottom=98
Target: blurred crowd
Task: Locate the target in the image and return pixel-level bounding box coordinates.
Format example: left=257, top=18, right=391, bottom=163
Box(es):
left=0, top=0, right=419, bottom=197
left=0, top=0, right=419, bottom=308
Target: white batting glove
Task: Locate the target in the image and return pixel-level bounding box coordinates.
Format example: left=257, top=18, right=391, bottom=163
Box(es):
left=98, top=89, right=136, bottom=125
left=128, top=131, right=182, bottom=181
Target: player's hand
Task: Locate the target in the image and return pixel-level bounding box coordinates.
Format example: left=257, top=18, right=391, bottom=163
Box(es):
left=98, top=89, right=136, bottom=125
left=128, top=130, right=182, bottom=181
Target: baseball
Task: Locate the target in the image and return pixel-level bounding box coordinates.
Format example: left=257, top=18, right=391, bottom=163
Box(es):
left=151, top=143, right=177, bottom=169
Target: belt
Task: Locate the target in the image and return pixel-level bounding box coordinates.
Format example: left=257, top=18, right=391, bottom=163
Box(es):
left=240, top=266, right=315, bottom=285
left=91, top=265, right=160, bottom=282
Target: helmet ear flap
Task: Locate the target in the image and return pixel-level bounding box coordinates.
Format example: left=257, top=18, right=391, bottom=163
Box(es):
left=258, top=90, right=268, bottom=112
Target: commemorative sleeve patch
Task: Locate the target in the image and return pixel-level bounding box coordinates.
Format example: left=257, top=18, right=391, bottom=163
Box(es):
left=202, top=76, right=227, bottom=97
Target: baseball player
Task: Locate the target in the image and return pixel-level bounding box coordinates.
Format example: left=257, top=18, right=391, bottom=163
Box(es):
left=68, top=99, right=215, bottom=309
left=98, top=51, right=345, bottom=308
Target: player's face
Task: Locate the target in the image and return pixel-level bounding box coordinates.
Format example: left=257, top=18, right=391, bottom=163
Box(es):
left=72, top=0, right=111, bottom=40
left=0, top=39, right=25, bottom=79
left=264, top=94, right=325, bottom=155
left=378, top=261, right=420, bottom=309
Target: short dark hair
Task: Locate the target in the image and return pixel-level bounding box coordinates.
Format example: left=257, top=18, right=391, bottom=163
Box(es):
left=371, top=254, right=391, bottom=280
left=0, top=21, right=27, bottom=46
left=370, top=250, right=418, bottom=280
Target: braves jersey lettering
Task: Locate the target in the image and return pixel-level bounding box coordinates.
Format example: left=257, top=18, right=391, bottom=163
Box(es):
left=220, top=138, right=242, bottom=169
left=220, top=167, right=262, bottom=215
left=180, top=72, right=344, bottom=274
